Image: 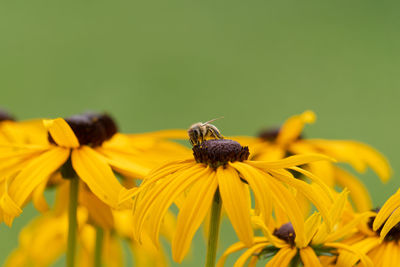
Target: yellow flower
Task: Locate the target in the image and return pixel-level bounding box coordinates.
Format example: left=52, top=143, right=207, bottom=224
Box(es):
left=0, top=112, right=177, bottom=225
left=5, top=182, right=174, bottom=267
left=218, top=190, right=374, bottom=267
left=128, top=138, right=334, bottom=263
left=3, top=205, right=87, bottom=267
left=338, top=207, right=400, bottom=266
left=4, top=213, right=68, bottom=267
left=234, top=110, right=391, bottom=212
left=373, top=188, right=400, bottom=240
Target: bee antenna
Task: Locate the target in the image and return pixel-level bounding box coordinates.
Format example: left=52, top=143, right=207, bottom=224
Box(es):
left=202, top=116, right=224, bottom=125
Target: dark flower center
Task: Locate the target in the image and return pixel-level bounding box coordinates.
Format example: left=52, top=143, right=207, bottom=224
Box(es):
left=274, top=222, right=296, bottom=246
left=49, top=112, right=118, bottom=147
left=367, top=207, right=400, bottom=242
left=0, top=109, right=15, bottom=122
left=258, top=128, right=303, bottom=142
left=192, top=139, right=249, bottom=168
left=258, top=128, right=280, bottom=142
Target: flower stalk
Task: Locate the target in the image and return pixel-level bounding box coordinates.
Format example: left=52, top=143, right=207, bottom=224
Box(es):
left=94, top=227, right=104, bottom=267
left=205, top=189, right=222, bottom=267
left=66, top=176, right=79, bottom=267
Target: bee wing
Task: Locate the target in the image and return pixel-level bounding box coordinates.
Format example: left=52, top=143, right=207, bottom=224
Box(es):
left=201, top=116, right=224, bottom=126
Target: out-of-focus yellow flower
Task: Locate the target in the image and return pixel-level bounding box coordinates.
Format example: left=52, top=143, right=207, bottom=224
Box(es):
left=126, top=137, right=335, bottom=263
left=128, top=129, right=188, bottom=155
left=0, top=112, right=190, bottom=226
left=218, top=190, right=373, bottom=267
left=4, top=204, right=88, bottom=267
left=234, top=110, right=391, bottom=212
left=5, top=182, right=173, bottom=267
left=338, top=207, right=400, bottom=267
left=373, top=188, right=400, bottom=240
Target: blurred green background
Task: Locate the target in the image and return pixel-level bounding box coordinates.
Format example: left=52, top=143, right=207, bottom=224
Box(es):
left=1, top=0, right=399, bottom=266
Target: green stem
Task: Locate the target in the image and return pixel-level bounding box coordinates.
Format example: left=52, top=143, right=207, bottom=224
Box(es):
left=289, top=252, right=301, bottom=267
left=205, top=189, right=222, bottom=267
left=66, top=177, right=79, bottom=267
left=94, top=227, right=104, bottom=267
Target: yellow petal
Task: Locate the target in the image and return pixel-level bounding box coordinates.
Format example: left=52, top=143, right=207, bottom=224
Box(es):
left=43, top=118, right=79, bottom=148
left=380, top=241, right=398, bottom=267
left=71, top=146, right=126, bottom=208
left=300, top=247, right=322, bottom=267
left=217, top=166, right=254, bottom=246
left=289, top=166, right=334, bottom=201
left=263, top=176, right=306, bottom=247
left=172, top=173, right=218, bottom=262
left=268, top=169, right=332, bottom=229
left=131, top=129, right=188, bottom=139
left=379, top=207, right=400, bottom=240
left=303, top=213, right=321, bottom=247
left=132, top=165, right=205, bottom=241
left=351, top=141, right=391, bottom=182
left=234, top=242, right=269, bottom=267
left=4, top=213, right=68, bottom=266
left=336, top=237, right=380, bottom=266
left=230, top=162, right=273, bottom=225
left=251, top=216, right=287, bottom=248
left=217, top=241, right=249, bottom=267
left=252, top=145, right=286, bottom=162
left=276, top=110, right=316, bottom=146
left=325, top=211, right=375, bottom=243
left=306, top=139, right=391, bottom=182
left=367, top=241, right=387, bottom=266
left=247, top=153, right=334, bottom=170
left=94, top=147, right=151, bottom=179
left=0, top=190, right=22, bottom=226
left=118, top=160, right=194, bottom=204
left=312, top=190, right=349, bottom=244
left=32, top=180, right=49, bottom=213
left=159, top=210, right=176, bottom=242
left=384, top=241, right=400, bottom=267
left=373, top=188, right=400, bottom=231
left=135, top=166, right=210, bottom=246
left=130, top=238, right=168, bottom=267
left=334, top=167, right=372, bottom=212
left=266, top=246, right=297, bottom=267
left=327, top=242, right=373, bottom=267
left=0, top=146, right=49, bottom=182
left=80, top=189, right=114, bottom=229
left=305, top=160, right=335, bottom=187
left=8, top=147, right=69, bottom=207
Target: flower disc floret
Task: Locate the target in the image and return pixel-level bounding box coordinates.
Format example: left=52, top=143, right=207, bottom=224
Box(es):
left=0, top=109, right=14, bottom=122
left=258, top=128, right=281, bottom=142
left=192, top=139, right=249, bottom=168
left=273, top=222, right=296, bottom=246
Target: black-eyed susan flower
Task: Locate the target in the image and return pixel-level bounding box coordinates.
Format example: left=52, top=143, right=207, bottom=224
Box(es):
left=0, top=108, right=48, bottom=145
left=373, top=188, right=400, bottom=240
left=127, top=137, right=335, bottom=264
left=234, top=110, right=391, bottom=212
left=218, top=190, right=373, bottom=267
left=4, top=212, right=71, bottom=267
left=0, top=113, right=145, bottom=224
left=0, top=112, right=191, bottom=224
left=0, top=112, right=190, bottom=267
left=338, top=207, right=400, bottom=267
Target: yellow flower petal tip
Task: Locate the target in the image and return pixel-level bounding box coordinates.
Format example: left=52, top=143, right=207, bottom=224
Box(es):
left=43, top=118, right=80, bottom=148
left=301, top=110, right=316, bottom=124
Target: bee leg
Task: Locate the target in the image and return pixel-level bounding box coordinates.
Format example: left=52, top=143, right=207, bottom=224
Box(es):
left=209, top=128, right=223, bottom=139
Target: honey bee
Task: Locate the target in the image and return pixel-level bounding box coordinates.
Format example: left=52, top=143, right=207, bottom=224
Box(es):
left=188, top=117, right=224, bottom=146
